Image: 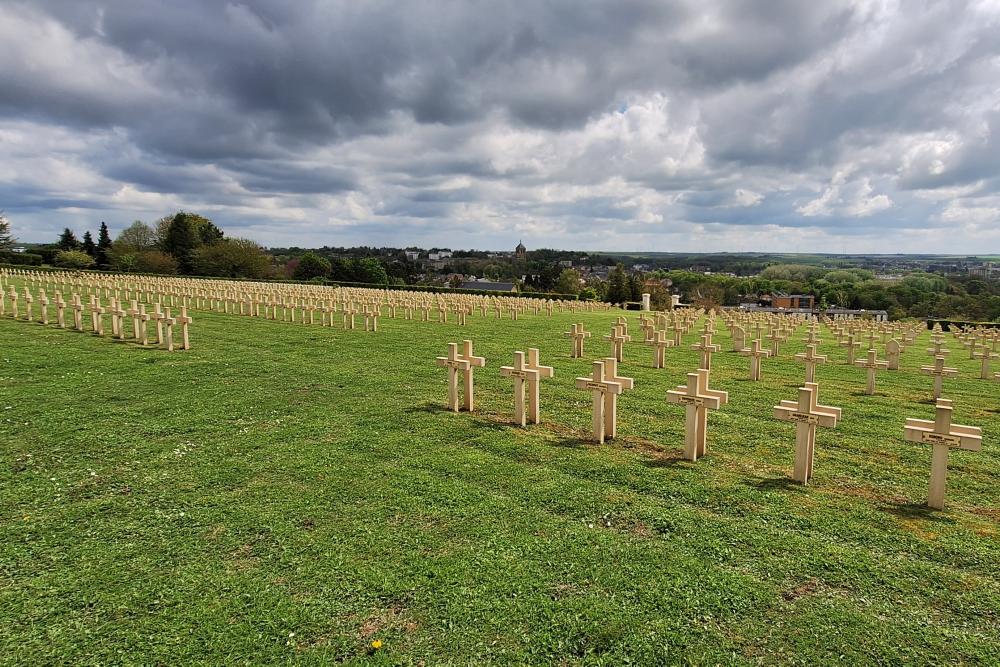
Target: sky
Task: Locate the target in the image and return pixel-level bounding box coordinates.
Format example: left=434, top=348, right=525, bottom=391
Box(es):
left=2, top=1, right=1000, bottom=253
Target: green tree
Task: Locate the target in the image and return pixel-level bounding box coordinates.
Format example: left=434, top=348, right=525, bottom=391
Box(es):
left=115, top=221, right=155, bottom=251
left=293, top=252, right=332, bottom=281
left=96, top=222, right=113, bottom=268
left=162, top=213, right=201, bottom=273
left=54, top=250, right=96, bottom=269
left=0, top=212, right=12, bottom=250
left=57, top=228, right=80, bottom=251
left=81, top=231, right=97, bottom=257
left=606, top=264, right=629, bottom=304
left=555, top=268, right=582, bottom=295
left=354, top=257, right=390, bottom=284
left=192, top=238, right=271, bottom=279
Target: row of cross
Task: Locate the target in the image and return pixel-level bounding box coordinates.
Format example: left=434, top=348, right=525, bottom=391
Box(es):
left=2, top=286, right=191, bottom=351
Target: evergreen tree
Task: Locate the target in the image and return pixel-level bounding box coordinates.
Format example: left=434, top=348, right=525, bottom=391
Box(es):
left=162, top=213, right=200, bottom=273
left=0, top=212, right=15, bottom=250
left=81, top=231, right=97, bottom=257
left=96, top=221, right=113, bottom=268
left=57, top=228, right=80, bottom=251
left=606, top=263, right=629, bottom=304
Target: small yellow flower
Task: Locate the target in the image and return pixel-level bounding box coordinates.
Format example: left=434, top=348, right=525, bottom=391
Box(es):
left=371, top=640, right=383, bottom=650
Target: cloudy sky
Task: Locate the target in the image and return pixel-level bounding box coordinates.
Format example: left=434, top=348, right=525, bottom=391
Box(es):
left=2, top=1, right=1000, bottom=253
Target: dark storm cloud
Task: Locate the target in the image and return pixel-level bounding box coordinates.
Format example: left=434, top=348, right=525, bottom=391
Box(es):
left=2, top=1, right=1000, bottom=251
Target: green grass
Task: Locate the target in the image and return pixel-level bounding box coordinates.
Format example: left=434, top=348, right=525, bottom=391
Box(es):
left=1, top=289, right=998, bottom=664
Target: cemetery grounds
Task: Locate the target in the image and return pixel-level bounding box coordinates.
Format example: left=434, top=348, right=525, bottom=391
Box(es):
left=0, top=280, right=998, bottom=664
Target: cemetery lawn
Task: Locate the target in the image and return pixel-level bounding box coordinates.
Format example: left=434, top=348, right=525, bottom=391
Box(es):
left=1, top=305, right=998, bottom=665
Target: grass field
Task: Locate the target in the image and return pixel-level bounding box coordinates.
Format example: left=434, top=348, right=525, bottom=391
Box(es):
left=1, top=293, right=998, bottom=664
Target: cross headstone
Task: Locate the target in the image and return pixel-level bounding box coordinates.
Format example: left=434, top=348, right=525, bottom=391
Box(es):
left=840, top=334, right=861, bottom=364
left=666, top=368, right=728, bottom=461
left=564, top=323, right=591, bottom=358
left=974, top=348, right=998, bottom=380
left=163, top=307, right=176, bottom=351
left=740, top=338, right=771, bottom=381
left=456, top=340, right=486, bottom=412
left=574, top=360, right=623, bottom=444
left=38, top=290, right=49, bottom=325
left=600, top=357, right=634, bottom=441
left=854, top=348, right=888, bottom=395
left=904, top=399, right=982, bottom=509
left=524, top=348, right=554, bottom=424
left=921, top=355, right=958, bottom=400
left=436, top=342, right=471, bottom=412
left=691, top=334, right=720, bottom=371
left=774, top=383, right=840, bottom=484
left=648, top=329, right=672, bottom=368
left=604, top=325, right=631, bottom=363
left=176, top=306, right=193, bottom=350
left=794, top=344, right=828, bottom=383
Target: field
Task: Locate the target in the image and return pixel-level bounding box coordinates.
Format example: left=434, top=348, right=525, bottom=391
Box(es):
left=1, top=294, right=998, bottom=664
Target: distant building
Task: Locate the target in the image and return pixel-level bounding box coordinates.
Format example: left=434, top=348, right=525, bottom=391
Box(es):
left=404, top=250, right=420, bottom=261
left=460, top=280, right=516, bottom=292
left=559, top=260, right=573, bottom=268
left=515, top=241, right=526, bottom=259
left=969, top=263, right=999, bottom=280
left=10, top=247, right=26, bottom=254
left=428, top=251, right=453, bottom=261
left=771, top=293, right=815, bottom=310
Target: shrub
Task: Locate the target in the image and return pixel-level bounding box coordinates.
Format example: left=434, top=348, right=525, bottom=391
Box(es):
left=54, top=250, right=96, bottom=269
left=134, top=250, right=179, bottom=275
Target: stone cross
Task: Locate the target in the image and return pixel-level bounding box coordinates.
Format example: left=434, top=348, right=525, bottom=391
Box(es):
left=671, top=321, right=685, bottom=347
left=364, top=307, right=379, bottom=332
left=774, top=383, right=840, bottom=484
left=767, top=330, right=784, bottom=357
left=885, top=339, right=901, bottom=371
left=72, top=294, right=84, bottom=331
left=153, top=303, right=166, bottom=346
left=501, top=349, right=553, bottom=427
left=111, top=299, right=128, bottom=340
left=840, top=334, right=861, bottom=364
left=904, top=399, right=982, bottom=509
left=23, top=289, right=33, bottom=322
left=564, top=323, right=591, bottom=358
left=89, top=296, right=106, bottom=335
left=524, top=348, right=554, bottom=424
left=127, top=300, right=142, bottom=340
left=163, top=307, right=176, bottom=351
left=666, top=368, right=727, bottom=461
left=600, top=356, right=634, bottom=440
left=343, top=303, right=358, bottom=330
left=137, top=304, right=151, bottom=345
left=648, top=329, right=672, bottom=368
left=176, top=306, right=193, bottom=350
left=8, top=287, right=18, bottom=320
left=39, top=290, right=49, bottom=325
left=437, top=342, right=471, bottom=412
left=974, top=348, right=998, bottom=380
left=794, top=344, right=828, bottom=383
left=854, top=348, right=888, bottom=395
left=926, top=339, right=950, bottom=358
left=921, top=355, right=958, bottom=399
left=456, top=340, right=486, bottom=412
left=691, top=334, right=720, bottom=371
left=575, top=360, right=623, bottom=444
left=740, top=338, right=771, bottom=381
left=604, top=325, right=631, bottom=363
left=56, top=292, right=66, bottom=328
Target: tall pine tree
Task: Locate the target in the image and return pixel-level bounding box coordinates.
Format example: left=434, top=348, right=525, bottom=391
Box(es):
left=57, top=228, right=79, bottom=251
left=81, top=231, right=97, bottom=257
left=96, top=221, right=113, bottom=268
left=162, top=213, right=200, bottom=274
